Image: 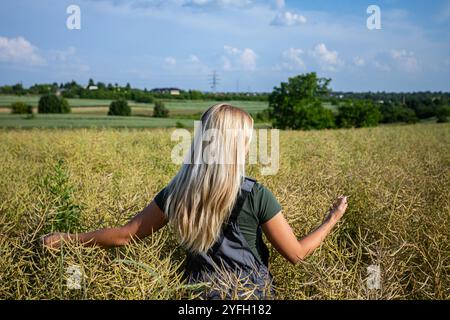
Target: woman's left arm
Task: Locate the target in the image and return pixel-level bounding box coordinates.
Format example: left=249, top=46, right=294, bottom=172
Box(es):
left=43, top=201, right=168, bottom=249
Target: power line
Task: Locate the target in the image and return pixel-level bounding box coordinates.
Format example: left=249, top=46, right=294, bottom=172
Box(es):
left=209, top=70, right=220, bottom=92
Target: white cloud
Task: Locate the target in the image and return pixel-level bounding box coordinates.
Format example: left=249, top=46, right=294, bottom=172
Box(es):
left=224, top=45, right=241, bottom=55
left=390, top=49, right=420, bottom=72
left=370, top=50, right=419, bottom=73
left=184, top=0, right=252, bottom=8
left=0, top=36, right=45, bottom=66
left=51, top=46, right=77, bottom=62
left=1, top=40, right=90, bottom=76
left=274, top=0, right=285, bottom=10
left=271, top=11, right=306, bottom=26
left=91, top=0, right=255, bottom=11
left=222, top=45, right=257, bottom=71
left=164, top=56, right=177, bottom=66
left=45, top=46, right=90, bottom=77
left=373, top=60, right=391, bottom=72
left=310, top=43, right=341, bottom=71
left=312, top=43, right=338, bottom=64
left=354, top=56, right=365, bottom=67
left=185, top=54, right=210, bottom=73
left=187, top=0, right=209, bottom=5
left=240, top=48, right=257, bottom=71
left=189, top=54, right=200, bottom=63
left=222, top=56, right=232, bottom=70
left=277, top=48, right=305, bottom=70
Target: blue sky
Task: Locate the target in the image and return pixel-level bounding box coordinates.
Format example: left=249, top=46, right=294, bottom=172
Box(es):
left=0, top=0, right=449, bottom=92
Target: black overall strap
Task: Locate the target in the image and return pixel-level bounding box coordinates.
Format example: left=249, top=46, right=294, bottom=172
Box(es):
left=228, top=177, right=256, bottom=221
left=184, top=175, right=274, bottom=300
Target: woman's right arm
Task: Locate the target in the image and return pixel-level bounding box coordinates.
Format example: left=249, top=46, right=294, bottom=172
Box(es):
left=262, top=196, right=348, bottom=264
left=43, top=200, right=168, bottom=249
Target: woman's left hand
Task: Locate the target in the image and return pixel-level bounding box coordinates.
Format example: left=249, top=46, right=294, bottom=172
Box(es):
left=42, top=232, right=66, bottom=249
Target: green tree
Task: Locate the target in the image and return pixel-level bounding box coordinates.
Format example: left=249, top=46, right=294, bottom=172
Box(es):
left=337, top=100, right=382, bottom=128
left=269, top=73, right=334, bottom=130
left=436, top=105, right=450, bottom=123
left=133, top=91, right=154, bottom=103
left=380, top=102, right=418, bottom=124
left=10, top=102, right=33, bottom=114
left=153, top=100, right=169, bottom=118
left=405, top=96, right=435, bottom=119
left=255, top=109, right=270, bottom=122
left=291, top=102, right=335, bottom=130
left=189, top=90, right=204, bottom=100
left=60, top=97, right=70, bottom=113
left=97, top=82, right=106, bottom=90
left=12, top=83, right=25, bottom=95
left=38, top=94, right=71, bottom=114
left=108, top=99, right=131, bottom=116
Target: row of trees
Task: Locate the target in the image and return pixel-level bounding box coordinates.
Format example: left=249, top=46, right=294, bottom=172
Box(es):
left=5, top=76, right=449, bottom=128
left=9, top=94, right=171, bottom=118
left=268, top=73, right=449, bottom=130
left=333, top=95, right=449, bottom=123
left=3, top=80, right=449, bottom=104
left=0, top=80, right=268, bottom=102
left=106, top=99, right=169, bottom=117
left=9, top=95, right=73, bottom=115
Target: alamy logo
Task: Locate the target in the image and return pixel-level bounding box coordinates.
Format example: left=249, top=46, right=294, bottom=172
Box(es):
left=171, top=121, right=279, bottom=175
left=366, top=5, right=381, bottom=30
left=367, top=264, right=381, bottom=290
left=66, top=265, right=83, bottom=290
left=66, top=5, right=81, bottom=30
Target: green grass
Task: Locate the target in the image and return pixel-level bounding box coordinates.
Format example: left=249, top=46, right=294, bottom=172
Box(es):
left=161, top=100, right=268, bottom=113
left=0, top=95, right=158, bottom=109
left=0, top=114, right=195, bottom=129
left=0, top=95, right=269, bottom=115
left=0, top=114, right=271, bottom=129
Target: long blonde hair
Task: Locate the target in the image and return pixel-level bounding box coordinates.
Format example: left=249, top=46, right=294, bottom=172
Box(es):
left=164, top=104, right=254, bottom=253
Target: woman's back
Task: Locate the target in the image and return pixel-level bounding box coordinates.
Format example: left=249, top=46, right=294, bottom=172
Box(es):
left=155, top=177, right=280, bottom=299
left=154, top=178, right=281, bottom=265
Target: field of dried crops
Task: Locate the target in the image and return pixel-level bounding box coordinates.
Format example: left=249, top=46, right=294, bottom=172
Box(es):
left=0, top=123, right=449, bottom=299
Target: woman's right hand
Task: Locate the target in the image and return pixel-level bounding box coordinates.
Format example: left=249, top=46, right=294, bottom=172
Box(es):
left=327, top=196, right=348, bottom=223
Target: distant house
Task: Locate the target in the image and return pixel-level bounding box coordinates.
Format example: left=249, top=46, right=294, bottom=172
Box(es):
left=87, top=85, right=98, bottom=91
left=55, top=88, right=66, bottom=96
left=150, top=87, right=181, bottom=95
left=330, top=93, right=345, bottom=99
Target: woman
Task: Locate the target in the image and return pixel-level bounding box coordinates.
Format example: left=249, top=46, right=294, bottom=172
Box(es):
left=43, top=103, right=348, bottom=299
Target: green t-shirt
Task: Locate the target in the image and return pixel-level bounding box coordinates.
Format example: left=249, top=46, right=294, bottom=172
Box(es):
left=153, top=181, right=282, bottom=263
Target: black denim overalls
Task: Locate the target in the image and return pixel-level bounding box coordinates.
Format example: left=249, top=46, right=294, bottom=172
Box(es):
left=183, top=177, right=274, bottom=299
